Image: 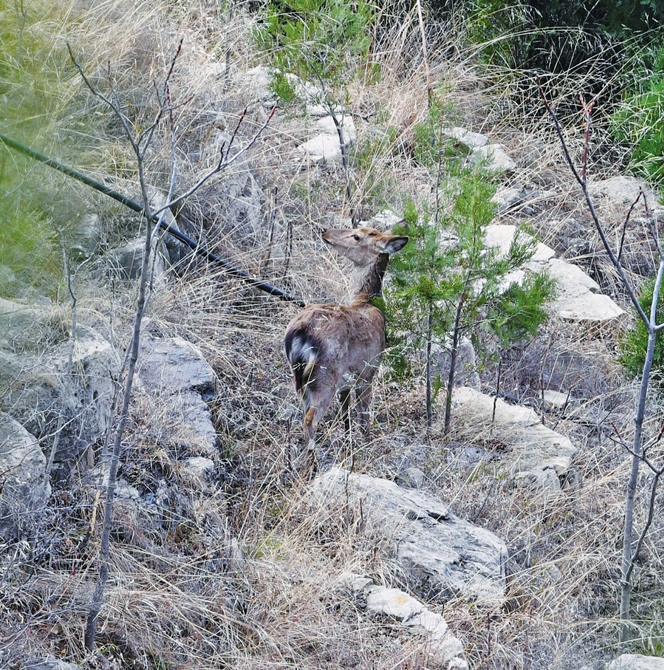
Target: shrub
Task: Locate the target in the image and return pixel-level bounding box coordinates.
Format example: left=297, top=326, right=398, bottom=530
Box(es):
left=619, top=277, right=664, bottom=383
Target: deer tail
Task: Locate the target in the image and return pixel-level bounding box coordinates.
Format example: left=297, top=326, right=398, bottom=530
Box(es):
left=285, top=327, right=321, bottom=394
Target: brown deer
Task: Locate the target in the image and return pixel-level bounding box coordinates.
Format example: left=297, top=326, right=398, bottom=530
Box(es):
left=285, top=226, right=408, bottom=454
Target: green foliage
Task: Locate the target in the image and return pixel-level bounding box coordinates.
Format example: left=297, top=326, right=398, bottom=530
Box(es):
left=612, top=63, right=664, bottom=184
left=255, top=0, right=374, bottom=104
left=412, top=95, right=468, bottom=169
left=619, top=278, right=664, bottom=383
left=0, top=1, right=98, bottom=298
left=385, top=166, right=553, bottom=420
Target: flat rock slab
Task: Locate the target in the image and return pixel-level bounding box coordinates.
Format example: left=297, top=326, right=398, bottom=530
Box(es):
left=609, top=656, right=664, bottom=669
left=588, top=176, right=659, bottom=209
left=0, top=299, right=118, bottom=467
left=450, top=387, right=577, bottom=490
left=297, top=114, right=356, bottom=163
left=346, top=575, right=467, bottom=669
left=0, top=413, right=50, bottom=540
left=598, top=655, right=664, bottom=670
left=485, top=223, right=624, bottom=321
left=138, top=335, right=218, bottom=454
left=311, top=468, right=507, bottom=605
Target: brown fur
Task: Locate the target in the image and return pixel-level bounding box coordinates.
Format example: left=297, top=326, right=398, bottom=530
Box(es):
left=284, top=227, right=408, bottom=449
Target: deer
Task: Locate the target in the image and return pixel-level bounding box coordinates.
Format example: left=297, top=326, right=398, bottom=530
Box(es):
left=284, top=226, right=408, bottom=458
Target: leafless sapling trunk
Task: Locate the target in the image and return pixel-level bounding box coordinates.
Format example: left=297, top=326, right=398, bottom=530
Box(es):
left=67, top=41, right=275, bottom=650
left=539, top=80, right=664, bottom=642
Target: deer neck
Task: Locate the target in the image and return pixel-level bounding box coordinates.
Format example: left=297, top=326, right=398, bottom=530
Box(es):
left=346, top=253, right=389, bottom=305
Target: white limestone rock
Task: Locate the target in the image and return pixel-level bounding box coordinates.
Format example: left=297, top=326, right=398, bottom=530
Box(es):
left=443, top=126, right=490, bottom=148
left=606, top=655, right=664, bottom=670
left=297, top=114, right=356, bottom=163
left=344, top=574, right=468, bottom=669
left=0, top=413, right=50, bottom=540
left=471, top=144, right=517, bottom=172
left=450, top=387, right=577, bottom=491
left=542, top=258, right=624, bottom=321
left=311, top=468, right=507, bottom=605
left=484, top=223, right=624, bottom=322
left=0, top=300, right=118, bottom=471
left=138, top=335, right=219, bottom=455
left=588, top=176, right=659, bottom=208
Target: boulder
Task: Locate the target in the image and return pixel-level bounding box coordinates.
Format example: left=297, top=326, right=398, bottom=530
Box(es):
left=347, top=574, right=468, bottom=669
left=443, top=127, right=489, bottom=149
left=69, top=213, right=103, bottom=260
left=23, top=660, right=80, bottom=670
left=588, top=176, right=659, bottom=209
left=0, top=299, right=118, bottom=471
left=297, top=114, right=357, bottom=163
left=0, top=413, right=51, bottom=540
left=484, top=223, right=624, bottom=322
left=450, top=387, right=577, bottom=491
left=310, top=468, right=507, bottom=605
left=471, top=144, right=517, bottom=173
left=137, top=334, right=219, bottom=455
left=605, top=655, right=664, bottom=670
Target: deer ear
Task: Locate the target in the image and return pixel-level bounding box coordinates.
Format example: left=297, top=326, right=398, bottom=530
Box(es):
left=383, top=236, right=409, bottom=254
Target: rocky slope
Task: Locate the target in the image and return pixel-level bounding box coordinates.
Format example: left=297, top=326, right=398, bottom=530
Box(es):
left=3, top=2, right=664, bottom=669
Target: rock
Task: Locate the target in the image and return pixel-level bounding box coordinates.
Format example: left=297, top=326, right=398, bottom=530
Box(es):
left=484, top=223, right=624, bottom=322
left=345, top=574, right=468, bottom=669
left=23, top=660, right=81, bottom=670
left=189, top=167, right=265, bottom=247
left=183, top=456, right=215, bottom=478
left=588, top=176, right=659, bottom=208
left=0, top=300, right=118, bottom=472
left=471, top=144, right=517, bottom=172
left=111, top=236, right=167, bottom=280
left=396, top=466, right=425, bottom=489
left=539, top=258, right=625, bottom=321
left=0, top=413, right=51, bottom=540
left=541, top=389, right=571, bottom=410
left=431, top=336, right=481, bottom=391
left=492, top=186, right=547, bottom=214
left=70, top=213, right=103, bottom=260
left=485, top=224, right=556, bottom=263
left=443, top=127, right=489, bottom=148
left=310, top=468, right=507, bottom=604
left=605, top=655, right=664, bottom=670
left=297, top=114, right=356, bottom=163
left=243, top=65, right=275, bottom=104
left=449, top=387, right=577, bottom=491
left=367, top=210, right=403, bottom=230
left=137, top=334, right=218, bottom=454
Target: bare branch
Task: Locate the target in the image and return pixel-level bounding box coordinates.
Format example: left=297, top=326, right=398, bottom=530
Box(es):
left=624, top=468, right=664, bottom=587
left=154, top=106, right=276, bottom=216
left=617, top=190, right=644, bottom=263
left=538, top=78, right=650, bottom=328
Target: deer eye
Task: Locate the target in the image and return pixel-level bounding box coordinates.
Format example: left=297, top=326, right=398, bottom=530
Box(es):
left=352, top=234, right=360, bottom=241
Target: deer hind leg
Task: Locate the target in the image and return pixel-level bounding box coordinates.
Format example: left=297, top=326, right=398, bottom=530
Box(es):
left=356, top=381, right=374, bottom=437
left=339, top=388, right=352, bottom=433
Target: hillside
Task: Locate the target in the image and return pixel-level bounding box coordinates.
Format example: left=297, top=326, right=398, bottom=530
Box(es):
left=2, top=1, right=664, bottom=669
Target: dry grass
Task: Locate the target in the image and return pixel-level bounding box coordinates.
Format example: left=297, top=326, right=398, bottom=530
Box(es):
left=4, top=1, right=664, bottom=669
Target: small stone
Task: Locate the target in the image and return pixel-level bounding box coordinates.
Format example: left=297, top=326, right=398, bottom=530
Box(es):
left=471, top=144, right=517, bottom=172
left=541, top=389, right=571, bottom=410
left=606, top=654, right=664, bottom=670
left=183, top=456, right=215, bottom=478
left=396, top=467, right=425, bottom=489
left=443, top=127, right=490, bottom=148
